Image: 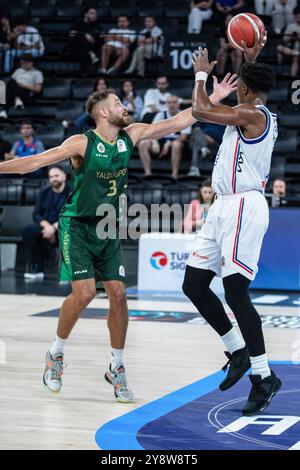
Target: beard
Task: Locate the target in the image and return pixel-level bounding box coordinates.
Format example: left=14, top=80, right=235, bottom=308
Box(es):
left=51, top=181, right=64, bottom=190
left=109, top=114, right=130, bottom=128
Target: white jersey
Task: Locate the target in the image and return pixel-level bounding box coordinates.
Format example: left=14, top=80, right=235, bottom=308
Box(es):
left=212, top=105, right=278, bottom=195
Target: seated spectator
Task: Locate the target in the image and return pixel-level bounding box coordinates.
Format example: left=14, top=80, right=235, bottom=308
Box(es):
left=188, top=1, right=214, bottom=34
left=4, top=120, right=46, bottom=178
left=214, top=0, right=244, bottom=19
left=99, top=16, right=136, bottom=75
left=182, top=179, right=214, bottom=233
left=125, top=16, right=163, bottom=76
left=277, top=6, right=300, bottom=77
left=188, top=122, right=225, bottom=176
left=216, top=13, right=243, bottom=75
left=63, top=77, right=109, bottom=131
left=254, top=0, right=275, bottom=16
left=4, top=18, right=44, bottom=73
left=271, top=177, right=288, bottom=207
left=120, top=80, right=143, bottom=123
left=272, top=0, right=297, bottom=34
left=141, top=75, right=171, bottom=123
left=66, top=7, right=100, bottom=71
left=0, top=53, right=43, bottom=119
left=0, top=14, right=13, bottom=73
left=22, top=166, right=70, bottom=279
left=138, top=95, right=191, bottom=179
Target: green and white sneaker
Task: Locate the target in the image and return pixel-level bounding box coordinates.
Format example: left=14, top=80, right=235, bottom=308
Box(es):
left=105, top=364, right=134, bottom=403
left=43, top=351, right=64, bottom=393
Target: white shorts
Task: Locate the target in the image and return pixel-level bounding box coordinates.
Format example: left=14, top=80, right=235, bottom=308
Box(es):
left=186, top=191, right=269, bottom=281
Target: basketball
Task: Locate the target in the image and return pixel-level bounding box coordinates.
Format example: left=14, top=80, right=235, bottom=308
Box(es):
left=226, top=13, right=266, bottom=51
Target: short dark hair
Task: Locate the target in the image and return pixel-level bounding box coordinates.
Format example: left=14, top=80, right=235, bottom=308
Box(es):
left=201, top=178, right=212, bottom=188
left=293, top=6, right=300, bottom=15
left=20, top=53, right=34, bottom=63
left=273, top=177, right=286, bottom=185
left=48, top=165, right=66, bottom=175
left=85, top=88, right=116, bottom=117
left=240, top=63, right=275, bottom=95
left=20, top=119, right=33, bottom=128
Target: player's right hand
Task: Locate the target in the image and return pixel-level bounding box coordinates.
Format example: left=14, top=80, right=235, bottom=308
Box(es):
left=241, top=27, right=267, bottom=64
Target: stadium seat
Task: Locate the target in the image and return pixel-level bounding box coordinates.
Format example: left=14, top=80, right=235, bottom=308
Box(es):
left=0, top=180, right=23, bottom=205
left=8, top=106, right=57, bottom=120
left=57, top=6, right=83, bottom=17
left=138, top=7, right=164, bottom=17
left=30, top=6, right=56, bottom=17
left=268, top=82, right=290, bottom=103
left=56, top=101, right=84, bottom=121
left=2, top=125, right=22, bottom=145
left=38, top=22, right=72, bottom=33
left=9, top=6, right=30, bottom=17
left=23, top=179, right=48, bottom=205
left=34, top=124, right=65, bottom=148
left=274, top=130, right=298, bottom=154
left=110, top=7, right=138, bottom=17
left=72, top=79, right=94, bottom=99
left=0, top=205, right=34, bottom=243
left=278, top=104, right=300, bottom=128
left=42, top=79, right=71, bottom=100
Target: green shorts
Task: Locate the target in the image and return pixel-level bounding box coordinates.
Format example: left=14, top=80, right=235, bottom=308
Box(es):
left=58, top=216, right=126, bottom=283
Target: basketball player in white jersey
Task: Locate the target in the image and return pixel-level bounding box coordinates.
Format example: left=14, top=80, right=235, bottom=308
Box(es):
left=183, top=33, right=282, bottom=416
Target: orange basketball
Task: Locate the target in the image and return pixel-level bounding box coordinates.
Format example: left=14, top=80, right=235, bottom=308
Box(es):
left=226, top=13, right=265, bottom=51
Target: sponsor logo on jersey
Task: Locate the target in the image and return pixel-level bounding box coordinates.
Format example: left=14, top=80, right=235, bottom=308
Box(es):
left=119, top=265, right=125, bottom=277
left=192, top=251, right=209, bottom=260
left=74, top=269, right=88, bottom=275
left=117, top=139, right=127, bottom=153
left=97, top=142, right=105, bottom=153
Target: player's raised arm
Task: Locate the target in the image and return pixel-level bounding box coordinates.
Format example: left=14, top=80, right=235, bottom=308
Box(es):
left=191, top=48, right=267, bottom=129
left=0, top=134, right=87, bottom=174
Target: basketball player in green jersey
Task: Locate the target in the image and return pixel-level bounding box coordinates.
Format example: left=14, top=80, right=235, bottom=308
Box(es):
left=0, top=80, right=237, bottom=402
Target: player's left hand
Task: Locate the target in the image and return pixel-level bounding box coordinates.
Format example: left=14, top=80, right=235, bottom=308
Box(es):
left=241, top=27, right=267, bottom=64
left=212, top=73, right=238, bottom=101
left=192, top=47, right=217, bottom=75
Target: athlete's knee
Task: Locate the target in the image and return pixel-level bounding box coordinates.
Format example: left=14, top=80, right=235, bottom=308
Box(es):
left=182, top=267, right=211, bottom=302
left=223, top=273, right=250, bottom=310
left=107, top=282, right=127, bottom=306
left=72, top=284, right=96, bottom=306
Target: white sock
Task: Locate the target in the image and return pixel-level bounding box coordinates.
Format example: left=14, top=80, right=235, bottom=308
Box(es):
left=250, top=354, right=271, bottom=380
left=111, top=348, right=124, bottom=370
left=221, top=327, right=245, bottom=355
left=49, top=335, right=67, bottom=356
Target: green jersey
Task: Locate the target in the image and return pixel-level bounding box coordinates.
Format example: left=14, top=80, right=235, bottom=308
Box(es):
left=61, top=129, right=133, bottom=218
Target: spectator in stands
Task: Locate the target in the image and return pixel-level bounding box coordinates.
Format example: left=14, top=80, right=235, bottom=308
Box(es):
left=120, top=80, right=143, bottom=123
left=277, top=6, right=300, bottom=77
left=4, top=18, right=45, bottom=73
left=215, top=0, right=244, bottom=15
left=188, top=122, right=225, bottom=176
left=4, top=120, right=46, bottom=178
left=99, top=16, right=136, bottom=75
left=182, top=179, right=214, bottom=233
left=138, top=95, right=191, bottom=179
left=67, top=7, right=100, bottom=71
left=22, top=166, right=70, bottom=279
left=141, top=75, right=171, bottom=123
left=62, top=77, right=109, bottom=131
left=0, top=54, right=43, bottom=119
left=254, top=0, right=275, bottom=16
left=216, top=13, right=243, bottom=75
left=188, top=1, right=214, bottom=34
left=272, top=0, right=297, bottom=34
left=0, top=14, right=13, bottom=72
left=271, top=177, right=287, bottom=207
left=125, top=16, right=163, bottom=76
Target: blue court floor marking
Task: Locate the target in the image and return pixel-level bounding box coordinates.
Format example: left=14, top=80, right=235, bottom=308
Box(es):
left=95, top=361, right=294, bottom=450
left=95, top=370, right=224, bottom=450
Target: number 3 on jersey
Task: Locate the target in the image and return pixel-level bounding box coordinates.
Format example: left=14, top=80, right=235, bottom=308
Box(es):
left=107, top=179, right=117, bottom=197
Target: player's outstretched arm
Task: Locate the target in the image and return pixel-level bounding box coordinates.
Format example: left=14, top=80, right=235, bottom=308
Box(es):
left=125, top=107, right=197, bottom=146
left=0, top=134, right=87, bottom=174
left=191, top=48, right=264, bottom=128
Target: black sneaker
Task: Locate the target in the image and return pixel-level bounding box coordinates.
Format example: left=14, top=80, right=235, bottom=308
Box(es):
left=219, top=346, right=251, bottom=391
left=242, top=371, right=282, bottom=416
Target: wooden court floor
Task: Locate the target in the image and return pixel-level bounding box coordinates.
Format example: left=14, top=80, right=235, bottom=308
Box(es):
left=0, top=293, right=299, bottom=450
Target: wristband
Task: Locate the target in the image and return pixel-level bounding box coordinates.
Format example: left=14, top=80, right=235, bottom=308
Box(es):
left=195, top=71, right=208, bottom=82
